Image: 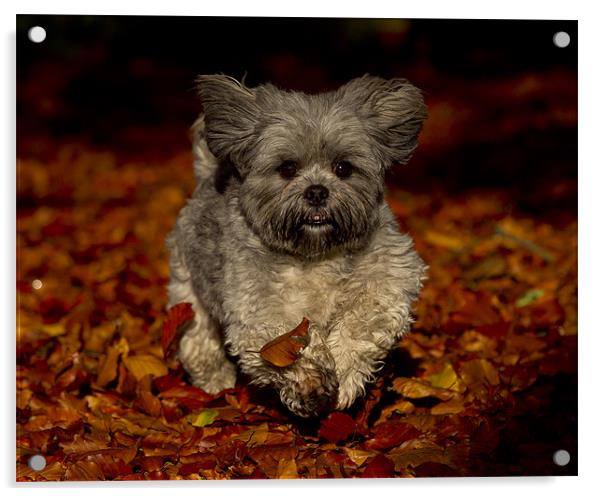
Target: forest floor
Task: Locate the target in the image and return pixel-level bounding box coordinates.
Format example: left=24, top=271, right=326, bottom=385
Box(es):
left=16, top=140, right=577, bottom=480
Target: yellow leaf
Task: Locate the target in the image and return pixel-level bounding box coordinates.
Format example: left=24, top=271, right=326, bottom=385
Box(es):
left=123, top=354, right=168, bottom=381
left=190, top=409, right=219, bottom=427
left=429, top=363, right=463, bottom=392
left=391, top=377, right=455, bottom=400
left=276, top=458, right=298, bottom=479
left=39, top=322, right=67, bottom=337
left=424, top=230, right=465, bottom=250
left=343, top=448, right=372, bottom=467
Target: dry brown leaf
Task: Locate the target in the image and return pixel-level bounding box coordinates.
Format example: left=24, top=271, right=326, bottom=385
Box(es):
left=64, top=460, right=106, bottom=481
left=459, top=358, right=500, bottom=389
left=258, top=317, right=310, bottom=367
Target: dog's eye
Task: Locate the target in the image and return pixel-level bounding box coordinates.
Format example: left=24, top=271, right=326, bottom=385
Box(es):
left=278, top=160, right=298, bottom=179
left=333, top=160, right=353, bottom=179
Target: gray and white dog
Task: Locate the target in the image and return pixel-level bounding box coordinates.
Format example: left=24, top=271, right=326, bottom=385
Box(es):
left=166, top=74, right=427, bottom=417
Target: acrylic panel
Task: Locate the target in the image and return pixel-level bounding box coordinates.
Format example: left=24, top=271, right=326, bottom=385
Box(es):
left=16, top=16, right=577, bottom=480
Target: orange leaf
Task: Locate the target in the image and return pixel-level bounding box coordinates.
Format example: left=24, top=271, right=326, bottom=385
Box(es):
left=161, top=302, right=195, bottom=357
left=390, top=377, right=456, bottom=401
left=276, top=458, right=298, bottom=479
left=259, top=317, right=310, bottom=367
left=96, top=337, right=129, bottom=388
left=64, top=460, right=106, bottom=481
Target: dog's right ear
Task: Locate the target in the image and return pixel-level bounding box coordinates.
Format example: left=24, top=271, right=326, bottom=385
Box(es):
left=196, top=75, right=260, bottom=164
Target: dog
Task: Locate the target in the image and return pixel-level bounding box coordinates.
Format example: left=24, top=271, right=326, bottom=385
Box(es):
left=166, top=74, right=427, bottom=417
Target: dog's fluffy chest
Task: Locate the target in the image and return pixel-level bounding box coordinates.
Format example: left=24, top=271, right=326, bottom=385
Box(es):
left=223, top=250, right=349, bottom=331
left=270, top=263, right=340, bottom=326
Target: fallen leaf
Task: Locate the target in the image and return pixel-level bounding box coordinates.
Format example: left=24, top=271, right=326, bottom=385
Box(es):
left=123, top=354, right=168, bottom=381
left=459, top=358, right=500, bottom=390
left=189, top=409, right=219, bottom=427
left=38, top=322, right=68, bottom=337
left=423, top=230, right=466, bottom=250
left=161, top=302, right=195, bottom=357
left=96, top=337, right=129, bottom=388
left=391, top=377, right=456, bottom=401
left=277, top=458, right=298, bottom=479
left=364, top=421, right=421, bottom=450
left=343, top=448, right=372, bottom=468
left=516, top=288, right=545, bottom=308
left=376, top=400, right=415, bottom=424
left=361, top=454, right=395, bottom=478
left=158, top=385, right=214, bottom=412
left=64, top=460, right=106, bottom=481
left=431, top=398, right=466, bottom=415
left=136, top=390, right=162, bottom=417
left=389, top=444, right=458, bottom=472
left=428, top=362, right=463, bottom=392
left=318, top=412, right=357, bottom=443
left=258, top=317, right=310, bottom=368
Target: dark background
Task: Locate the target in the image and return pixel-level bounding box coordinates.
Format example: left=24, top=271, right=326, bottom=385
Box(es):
left=17, top=16, right=577, bottom=219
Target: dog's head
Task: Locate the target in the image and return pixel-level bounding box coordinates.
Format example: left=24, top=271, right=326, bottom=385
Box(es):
left=197, top=74, right=427, bottom=258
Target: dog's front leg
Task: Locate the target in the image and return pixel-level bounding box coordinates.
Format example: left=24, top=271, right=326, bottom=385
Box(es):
left=227, top=322, right=339, bottom=417
left=327, top=289, right=417, bottom=409
left=327, top=235, right=426, bottom=410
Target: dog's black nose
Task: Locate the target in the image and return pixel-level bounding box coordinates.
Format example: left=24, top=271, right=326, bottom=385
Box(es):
left=304, top=184, right=329, bottom=206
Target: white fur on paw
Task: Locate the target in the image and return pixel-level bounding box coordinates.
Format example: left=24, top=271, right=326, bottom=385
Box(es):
left=188, top=360, right=237, bottom=394
left=336, top=373, right=366, bottom=410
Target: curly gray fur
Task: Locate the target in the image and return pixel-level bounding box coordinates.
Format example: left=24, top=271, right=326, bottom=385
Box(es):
left=167, top=74, right=427, bottom=417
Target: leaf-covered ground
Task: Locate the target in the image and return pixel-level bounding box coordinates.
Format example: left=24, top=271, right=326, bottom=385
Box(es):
left=16, top=139, right=577, bottom=480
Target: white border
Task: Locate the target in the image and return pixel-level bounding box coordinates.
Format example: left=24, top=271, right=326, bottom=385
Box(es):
left=3, top=1, right=599, bottom=495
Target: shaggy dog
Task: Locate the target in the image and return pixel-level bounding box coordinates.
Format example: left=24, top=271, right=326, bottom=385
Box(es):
left=167, top=74, right=427, bottom=417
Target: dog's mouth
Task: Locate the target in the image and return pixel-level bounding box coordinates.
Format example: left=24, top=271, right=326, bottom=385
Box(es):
left=303, top=211, right=332, bottom=227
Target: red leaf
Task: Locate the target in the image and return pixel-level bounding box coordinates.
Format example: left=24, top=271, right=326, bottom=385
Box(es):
left=361, top=454, right=395, bottom=478
left=161, top=302, right=195, bottom=357
left=318, top=412, right=358, bottom=443
left=153, top=374, right=186, bottom=392
left=363, top=422, right=421, bottom=450
left=159, top=385, right=214, bottom=410
left=137, top=456, right=165, bottom=472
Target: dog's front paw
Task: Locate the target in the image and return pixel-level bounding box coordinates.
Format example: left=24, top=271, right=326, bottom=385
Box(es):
left=278, top=359, right=338, bottom=417
left=335, top=372, right=368, bottom=410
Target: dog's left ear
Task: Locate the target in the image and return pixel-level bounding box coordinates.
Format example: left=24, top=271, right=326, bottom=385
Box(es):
left=338, top=75, right=427, bottom=167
